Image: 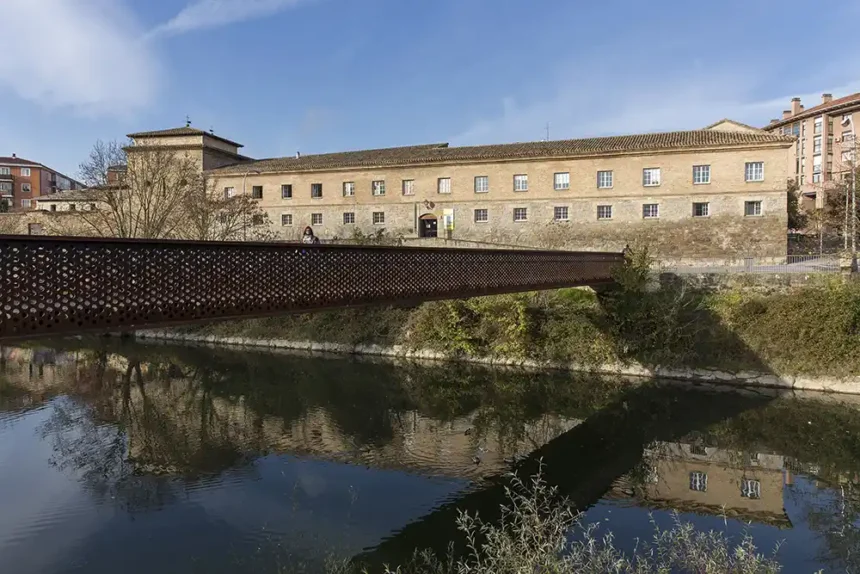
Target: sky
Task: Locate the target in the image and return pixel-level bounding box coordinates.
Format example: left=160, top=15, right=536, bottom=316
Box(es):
left=2, top=0, right=860, bottom=179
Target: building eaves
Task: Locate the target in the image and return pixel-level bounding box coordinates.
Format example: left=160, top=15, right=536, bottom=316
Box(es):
left=207, top=131, right=793, bottom=176
left=126, top=126, right=244, bottom=148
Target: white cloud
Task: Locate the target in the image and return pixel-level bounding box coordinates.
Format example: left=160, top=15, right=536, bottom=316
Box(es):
left=452, top=58, right=860, bottom=146
left=149, top=0, right=312, bottom=38
left=0, top=0, right=159, bottom=117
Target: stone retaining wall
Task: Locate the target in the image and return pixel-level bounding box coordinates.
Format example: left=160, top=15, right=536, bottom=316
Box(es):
left=136, top=330, right=860, bottom=395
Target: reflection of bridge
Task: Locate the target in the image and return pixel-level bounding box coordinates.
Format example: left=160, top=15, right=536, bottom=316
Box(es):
left=0, top=235, right=622, bottom=341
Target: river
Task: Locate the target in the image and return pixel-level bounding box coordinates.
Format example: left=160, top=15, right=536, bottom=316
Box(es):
left=0, top=340, right=858, bottom=573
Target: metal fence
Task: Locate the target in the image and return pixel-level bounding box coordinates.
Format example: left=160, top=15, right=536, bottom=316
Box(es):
left=659, top=254, right=842, bottom=275
left=0, top=235, right=623, bottom=341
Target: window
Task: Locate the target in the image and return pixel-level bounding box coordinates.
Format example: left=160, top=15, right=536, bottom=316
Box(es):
left=597, top=205, right=612, bottom=220
left=251, top=185, right=263, bottom=199
left=597, top=170, right=613, bottom=189
left=311, top=183, right=323, bottom=198
left=741, top=479, right=761, bottom=499
left=474, top=208, right=488, bottom=223
left=745, top=200, right=762, bottom=217
left=27, top=223, right=43, bottom=235
left=311, top=213, right=323, bottom=225
left=402, top=179, right=414, bottom=195
left=372, top=211, right=385, bottom=225
left=513, top=207, right=528, bottom=221
left=693, top=202, right=710, bottom=217
left=21, top=199, right=31, bottom=208
left=814, top=116, right=823, bottom=134
left=554, top=172, right=570, bottom=190
left=281, top=184, right=293, bottom=199
left=68, top=203, right=75, bottom=211
left=281, top=213, right=292, bottom=226
left=437, top=177, right=451, bottom=194
left=20, top=168, right=30, bottom=177
left=372, top=180, right=385, bottom=196
left=0, top=182, right=10, bottom=192
left=343, top=182, right=355, bottom=197
left=812, top=173, right=822, bottom=183
left=843, top=130, right=854, bottom=143
left=745, top=162, right=764, bottom=182
left=513, top=174, right=528, bottom=192
left=474, top=175, right=489, bottom=193
left=693, top=165, right=710, bottom=184
left=813, top=136, right=822, bottom=154
left=50, top=204, right=57, bottom=212
left=21, top=183, right=31, bottom=193
left=642, top=203, right=659, bottom=219
left=0, top=167, right=9, bottom=175
left=553, top=206, right=569, bottom=221
left=252, top=214, right=265, bottom=225
left=642, top=168, right=661, bottom=186
left=224, top=186, right=236, bottom=198
left=689, top=471, right=708, bottom=492
left=343, top=212, right=355, bottom=224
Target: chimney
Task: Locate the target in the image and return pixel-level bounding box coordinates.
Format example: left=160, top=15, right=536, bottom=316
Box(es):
left=782, top=110, right=791, bottom=119
left=11, top=153, right=16, bottom=159
left=769, top=119, right=779, bottom=125
left=295, top=151, right=301, bottom=159
left=822, top=93, right=833, bottom=104
left=791, top=97, right=802, bottom=116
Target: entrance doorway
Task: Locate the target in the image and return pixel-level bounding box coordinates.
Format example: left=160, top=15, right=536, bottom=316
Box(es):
left=419, top=214, right=438, bottom=238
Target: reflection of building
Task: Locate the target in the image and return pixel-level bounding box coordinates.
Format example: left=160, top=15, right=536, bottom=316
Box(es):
left=610, top=442, right=790, bottom=528
left=0, top=155, right=83, bottom=211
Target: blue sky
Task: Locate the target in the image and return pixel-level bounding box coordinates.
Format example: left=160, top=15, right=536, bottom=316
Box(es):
left=3, top=0, right=860, bottom=178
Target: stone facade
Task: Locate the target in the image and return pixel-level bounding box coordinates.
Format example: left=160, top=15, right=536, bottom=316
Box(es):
left=210, top=141, right=791, bottom=260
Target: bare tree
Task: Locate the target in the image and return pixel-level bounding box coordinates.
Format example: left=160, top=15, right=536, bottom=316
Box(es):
left=181, top=178, right=275, bottom=242
left=78, top=139, right=127, bottom=188
left=79, top=147, right=199, bottom=239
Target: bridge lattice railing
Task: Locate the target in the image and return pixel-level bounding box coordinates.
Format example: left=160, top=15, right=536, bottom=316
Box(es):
left=0, top=235, right=623, bottom=341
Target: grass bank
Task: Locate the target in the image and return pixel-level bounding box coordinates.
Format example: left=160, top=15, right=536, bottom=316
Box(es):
left=178, top=250, right=860, bottom=379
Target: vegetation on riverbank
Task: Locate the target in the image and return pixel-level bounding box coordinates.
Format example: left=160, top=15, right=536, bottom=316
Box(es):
left=181, top=247, right=860, bottom=377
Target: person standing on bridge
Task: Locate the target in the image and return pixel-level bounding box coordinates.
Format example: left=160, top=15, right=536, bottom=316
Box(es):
left=301, top=226, right=320, bottom=245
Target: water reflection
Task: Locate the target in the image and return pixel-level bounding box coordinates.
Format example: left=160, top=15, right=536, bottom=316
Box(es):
left=0, top=341, right=859, bottom=573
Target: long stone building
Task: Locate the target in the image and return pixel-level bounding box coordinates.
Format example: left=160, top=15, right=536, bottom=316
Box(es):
left=209, top=122, right=793, bottom=259
left=34, top=121, right=794, bottom=260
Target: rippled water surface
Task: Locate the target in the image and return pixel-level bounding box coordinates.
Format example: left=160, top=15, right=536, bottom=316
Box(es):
left=1, top=341, right=859, bottom=573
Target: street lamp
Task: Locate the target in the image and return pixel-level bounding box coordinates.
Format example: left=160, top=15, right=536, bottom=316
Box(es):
left=841, top=115, right=856, bottom=254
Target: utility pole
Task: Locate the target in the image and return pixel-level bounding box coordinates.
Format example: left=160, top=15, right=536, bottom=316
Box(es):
left=545, top=122, right=550, bottom=142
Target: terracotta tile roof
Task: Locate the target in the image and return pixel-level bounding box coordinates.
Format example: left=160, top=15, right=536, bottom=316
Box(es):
left=127, top=126, right=244, bottom=148
left=209, top=130, right=793, bottom=176
left=765, top=93, right=860, bottom=130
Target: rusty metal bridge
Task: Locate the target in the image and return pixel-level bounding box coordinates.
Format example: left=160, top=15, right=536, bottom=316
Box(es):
left=0, top=235, right=623, bottom=342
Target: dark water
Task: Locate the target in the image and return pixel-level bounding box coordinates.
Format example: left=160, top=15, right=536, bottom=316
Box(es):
left=1, top=341, right=859, bottom=573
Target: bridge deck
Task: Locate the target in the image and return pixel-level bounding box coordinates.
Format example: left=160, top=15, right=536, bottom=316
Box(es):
left=0, top=235, right=622, bottom=341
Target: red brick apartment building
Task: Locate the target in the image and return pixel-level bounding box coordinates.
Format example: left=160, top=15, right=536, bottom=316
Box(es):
left=0, top=155, right=84, bottom=211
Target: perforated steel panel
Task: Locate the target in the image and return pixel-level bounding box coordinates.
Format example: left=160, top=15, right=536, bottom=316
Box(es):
left=0, top=235, right=622, bottom=341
